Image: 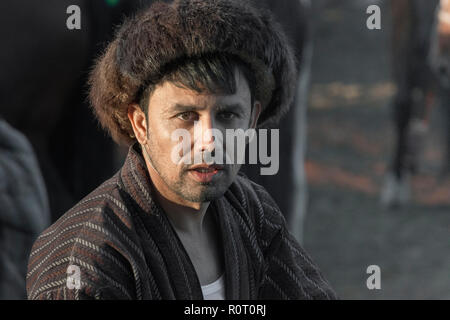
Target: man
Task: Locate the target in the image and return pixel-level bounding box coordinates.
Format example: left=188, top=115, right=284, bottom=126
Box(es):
left=27, top=0, right=336, bottom=300
left=0, top=119, right=50, bottom=299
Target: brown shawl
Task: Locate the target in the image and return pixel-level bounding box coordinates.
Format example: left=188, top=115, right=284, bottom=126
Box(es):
left=26, top=144, right=336, bottom=300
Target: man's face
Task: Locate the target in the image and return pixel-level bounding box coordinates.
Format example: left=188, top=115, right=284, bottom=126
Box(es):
left=142, top=67, right=260, bottom=205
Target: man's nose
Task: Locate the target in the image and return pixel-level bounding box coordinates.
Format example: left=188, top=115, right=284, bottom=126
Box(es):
left=194, top=114, right=216, bottom=152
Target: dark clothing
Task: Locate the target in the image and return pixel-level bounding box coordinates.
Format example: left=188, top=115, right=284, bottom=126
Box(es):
left=0, top=119, right=50, bottom=299
left=26, top=144, right=336, bottom=300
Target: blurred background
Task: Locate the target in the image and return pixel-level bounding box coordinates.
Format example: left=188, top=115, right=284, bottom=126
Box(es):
left=0, top=0, right=448, bottom=299
left=305, top=0, right=450, bottom=299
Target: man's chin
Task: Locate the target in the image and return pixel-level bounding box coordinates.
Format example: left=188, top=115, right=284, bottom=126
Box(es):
left=175, top=170, right=235, bottom=202
left=180, top=184, right=228, bottom=203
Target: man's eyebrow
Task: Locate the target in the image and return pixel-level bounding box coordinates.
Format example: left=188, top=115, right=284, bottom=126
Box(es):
left=216, top=103, right=247, bottom=113
left=170, top=103, right=208, bottom=113
left=167, top=103, right=247, bottom=113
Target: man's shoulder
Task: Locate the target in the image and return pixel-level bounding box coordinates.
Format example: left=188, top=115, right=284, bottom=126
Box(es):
left=26, top=174, right=140, bottom=299
left=37, top=173, right=130, bottom=240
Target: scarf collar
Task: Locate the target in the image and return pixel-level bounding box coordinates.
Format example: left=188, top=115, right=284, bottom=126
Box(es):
left=118, top=143, right=255, bottom=299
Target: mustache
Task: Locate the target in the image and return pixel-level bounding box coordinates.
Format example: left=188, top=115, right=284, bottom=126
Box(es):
left=179, top=154, right=232, bottom=171
left=181, top=163, right=230, bottom=172
left=188, top=163, right=224, bottom=170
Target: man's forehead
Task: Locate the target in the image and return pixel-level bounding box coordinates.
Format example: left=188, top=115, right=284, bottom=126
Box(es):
left=149, top=69, right=252, bottom=113
left=168, top=102, right=247, bottom=113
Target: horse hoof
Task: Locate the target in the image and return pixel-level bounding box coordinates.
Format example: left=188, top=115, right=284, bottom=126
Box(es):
left=380, top=172, right=411, bottom=208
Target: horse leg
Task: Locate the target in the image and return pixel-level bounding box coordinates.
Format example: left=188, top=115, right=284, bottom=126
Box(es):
left=381, top=77, right=413, bottom=207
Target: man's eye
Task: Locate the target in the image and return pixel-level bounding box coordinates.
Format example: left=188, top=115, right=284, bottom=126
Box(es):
left=177, top=112, right=198, bottom=121
left=219, top=111, right=236, bottom=120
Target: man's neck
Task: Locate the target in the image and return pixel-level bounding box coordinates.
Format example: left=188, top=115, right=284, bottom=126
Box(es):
left=153, top=184, right=211, bottom=236
left=141, top=146, right=224, bottom=284
left=142, top=148, right=210, bottom=236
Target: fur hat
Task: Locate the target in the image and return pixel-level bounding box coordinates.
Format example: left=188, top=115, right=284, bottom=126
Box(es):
left=89, top=0, right=297, bottom=145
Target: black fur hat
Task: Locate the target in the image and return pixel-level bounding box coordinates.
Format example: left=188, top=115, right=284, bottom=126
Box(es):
left=89, top=0, right=297, bottom=145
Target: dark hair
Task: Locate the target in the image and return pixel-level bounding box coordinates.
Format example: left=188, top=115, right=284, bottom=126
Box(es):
left=137, top=53, right=256, bottom=115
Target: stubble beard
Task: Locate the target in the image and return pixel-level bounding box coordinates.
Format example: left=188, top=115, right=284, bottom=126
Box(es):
left=143, top=139, right=229, bottom=203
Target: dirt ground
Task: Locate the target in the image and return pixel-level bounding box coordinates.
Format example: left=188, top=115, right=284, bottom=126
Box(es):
left=303, top=0, right=450, bottom=299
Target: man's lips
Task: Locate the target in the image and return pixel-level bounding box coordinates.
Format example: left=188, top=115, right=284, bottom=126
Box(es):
left=188, top=163, right=224, bottom=171
left=187, top=164, right=224, bottom=182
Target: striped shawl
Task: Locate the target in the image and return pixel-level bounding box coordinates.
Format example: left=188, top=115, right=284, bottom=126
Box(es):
left=26, top=144, right=336, bottom=300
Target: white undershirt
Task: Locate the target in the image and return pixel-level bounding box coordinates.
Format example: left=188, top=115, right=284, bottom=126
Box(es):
left=201, top=274, right=226, bottom=300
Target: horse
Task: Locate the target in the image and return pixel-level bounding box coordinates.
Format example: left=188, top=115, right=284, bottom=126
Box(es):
left=381, top=0, right=441, bottom=207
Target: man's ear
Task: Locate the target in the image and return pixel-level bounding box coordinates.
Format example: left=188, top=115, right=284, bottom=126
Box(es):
left=249, top=101, right=262, bottom=129
left=127, top=104, right=148, bottom=144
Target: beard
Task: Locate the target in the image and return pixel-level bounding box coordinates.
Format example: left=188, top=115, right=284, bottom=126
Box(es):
left=142, top=142, right=232, bottom=203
